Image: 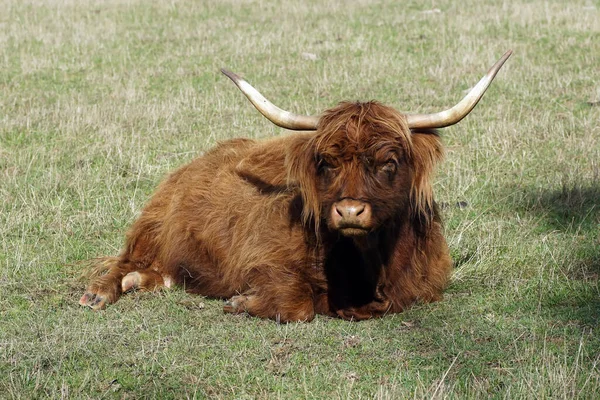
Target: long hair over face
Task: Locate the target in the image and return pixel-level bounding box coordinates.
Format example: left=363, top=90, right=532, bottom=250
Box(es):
left=286, top=101, right=444, bottom=234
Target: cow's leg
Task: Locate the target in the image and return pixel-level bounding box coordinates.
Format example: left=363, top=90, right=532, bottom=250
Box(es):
left=79, top=257, right=131, bottom=310
left=335, top=298, right=393, bottom=320
left=80, top=227, right=167, bottom=310
left=334, top=285, right=393, bottom=320
left=80, top=266, right=170, bottom=310
left=223, top=293, right=315, bottom=322
left=80, top=241, right=171, bottom=310
left=223, top=278, right=316, bottom=322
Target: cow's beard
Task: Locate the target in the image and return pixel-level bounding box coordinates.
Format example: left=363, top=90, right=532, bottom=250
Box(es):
left=327, top=224, right=381, bottom=253
left=337, top=227, right=370, bottom=237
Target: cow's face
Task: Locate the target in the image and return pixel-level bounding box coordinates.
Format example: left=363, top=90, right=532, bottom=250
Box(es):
left=287, top=102, right=444, bottom=237
left=315, top=116, right=411, bottom=236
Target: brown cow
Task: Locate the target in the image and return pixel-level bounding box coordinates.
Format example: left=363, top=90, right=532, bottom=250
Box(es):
left=80, top=51, right=511, bottom=322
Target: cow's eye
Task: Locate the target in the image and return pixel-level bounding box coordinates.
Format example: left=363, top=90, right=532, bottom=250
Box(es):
left=317, top=158, right=335, bottom=174
left=379, top=160, right=397, bottom=174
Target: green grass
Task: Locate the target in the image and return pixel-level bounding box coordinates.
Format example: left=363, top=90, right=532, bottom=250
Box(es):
left=1, top=0, right=599, bottom=398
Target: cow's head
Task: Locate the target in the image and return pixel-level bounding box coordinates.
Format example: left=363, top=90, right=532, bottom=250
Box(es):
left=285, top=101, right=442, bottom=237
left=222, top=51, right=511, bottom=236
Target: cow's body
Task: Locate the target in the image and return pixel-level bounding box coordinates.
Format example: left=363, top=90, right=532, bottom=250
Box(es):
left=81, top=102, right=452, bottom=321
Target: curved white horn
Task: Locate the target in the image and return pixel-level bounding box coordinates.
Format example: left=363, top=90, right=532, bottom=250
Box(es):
left=221, top=69, right=319, bottom=131
left=405, top=50, right=512, bottom=129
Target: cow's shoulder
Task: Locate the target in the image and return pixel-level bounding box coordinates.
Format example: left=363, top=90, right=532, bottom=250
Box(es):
left=234, top=134, right=312, bottom=192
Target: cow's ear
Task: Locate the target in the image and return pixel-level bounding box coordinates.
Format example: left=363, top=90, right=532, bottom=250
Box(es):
left=409, top=129, right=444, bottom=223
left=285, top=134, right=320, bottom=226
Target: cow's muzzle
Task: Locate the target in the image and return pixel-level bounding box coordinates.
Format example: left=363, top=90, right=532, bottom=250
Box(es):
left=330, top=199, right=373, bottom=236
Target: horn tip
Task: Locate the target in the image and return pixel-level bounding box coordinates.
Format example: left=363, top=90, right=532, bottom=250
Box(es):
left=489, top=50, right=513, bottom=75
left=221, top=68, right=241, bottom=83
left=496, top=50, right=513, bottom=66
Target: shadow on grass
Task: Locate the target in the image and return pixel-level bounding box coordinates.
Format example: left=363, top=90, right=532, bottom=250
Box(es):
left=512, top=183, right=599, bottom=267
left=523, top=184, right=599, bottom=232
left=504, top=183, right=600, bottom=326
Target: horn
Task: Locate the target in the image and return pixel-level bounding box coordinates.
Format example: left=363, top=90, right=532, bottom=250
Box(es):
left=405, top=50, right=512, bottom=129
left=222, top=50, right=512, bottom=131
left=221, top=69, right=319, bottom=131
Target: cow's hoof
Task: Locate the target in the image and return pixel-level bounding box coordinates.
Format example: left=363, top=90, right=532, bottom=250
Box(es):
left=79, top=292, right=108, bottom=310
left=223, top=295, right=248, bottom=314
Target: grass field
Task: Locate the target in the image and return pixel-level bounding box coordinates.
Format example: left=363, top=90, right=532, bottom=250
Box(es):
left=1, top=0, right=599, bottom=398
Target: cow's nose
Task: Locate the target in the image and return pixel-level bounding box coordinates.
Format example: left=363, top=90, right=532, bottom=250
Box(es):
left=331, top=199, right=372, bottom=232
left=334, top=202, right=365, bottom=219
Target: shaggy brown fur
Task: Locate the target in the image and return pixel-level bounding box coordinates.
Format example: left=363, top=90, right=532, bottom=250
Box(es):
left=79, top=101, right=452, bottom=322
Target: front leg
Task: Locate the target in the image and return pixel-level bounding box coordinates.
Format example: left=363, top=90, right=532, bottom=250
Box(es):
left=223, top=291, right=316, bottom=323
left=335, top=297, right=393, bottom=320
left=222, top=269, right=317, bottom=323
left=335, top=286, right=393, bottom=320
